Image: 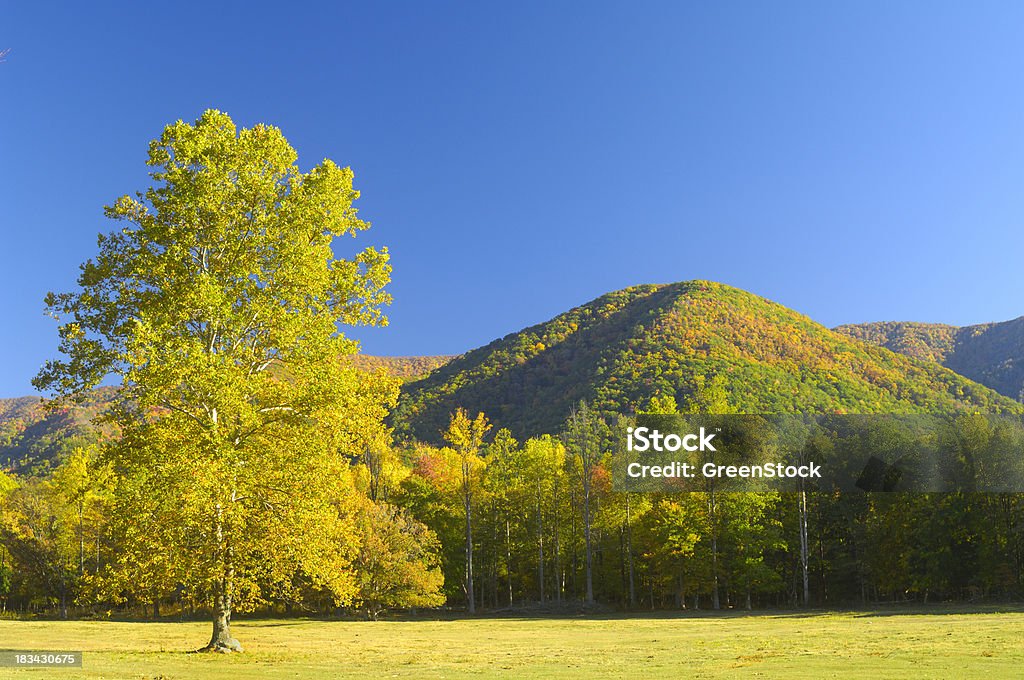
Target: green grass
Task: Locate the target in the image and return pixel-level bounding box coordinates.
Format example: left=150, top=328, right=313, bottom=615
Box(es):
left=1, top=607, right=1022, bottom=679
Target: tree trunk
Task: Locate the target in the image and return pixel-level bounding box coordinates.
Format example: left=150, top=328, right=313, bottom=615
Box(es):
left=464, top=474, right=475, bottom=614
left=537, top=481, right=545, bottom=603
left=580, top=412, right=595, bottom=605
left=505, top=518, right=513, bottom=607
left=799, top=488, right=810, bottom=606
left=710, top=487, right=720, bottom=610
left=583, top=495, right=594, bottom=603
left=78, top=500, right=85, bottom=577
left=553, top=488, right=562, bottom=603
left=626, top=494, right=636, bottom=607
left=203, top=502, right=242, bottom=653
left=206, top=589, right=241, bottom=653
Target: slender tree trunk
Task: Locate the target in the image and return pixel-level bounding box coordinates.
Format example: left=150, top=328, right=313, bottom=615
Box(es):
left=583, top=501, right=594, bottom=604
left=799, top=488, right=810, bottom=606
left=579, top=410, right=595, bottom=605
left=464, top=465, right=475, bottom=614
left=537, top=481, right=545, bottom=603
left=78, top=499, right=85, bottom=577
left=626, top=494, right=636, bottom=607
left=817, top=504, right=827, bottom=603
left=59, top=580, right=68, bottom=620
left=570, top=487, right=578, bottom=599
left=491, top=504, right=498, bottom=608
left=553, top=483, right=562, bottom=603
left=710, top=487, right=720, bottom=610
left=505, top=518, right=513, bottom=607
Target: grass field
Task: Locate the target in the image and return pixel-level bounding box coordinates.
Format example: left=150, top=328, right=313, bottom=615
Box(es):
left=0, top=607, right=1021, bottom=679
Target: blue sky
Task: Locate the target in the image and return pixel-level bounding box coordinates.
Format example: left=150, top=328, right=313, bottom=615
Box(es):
left=2, top=2, right=1024, bottom=397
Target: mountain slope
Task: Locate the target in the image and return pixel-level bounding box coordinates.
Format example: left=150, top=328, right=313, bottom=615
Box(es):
left=347, top=355, right=458, bottom=381
left=837, top=318, right=1024, bottom=401
left=0, top=389, right=114, bottom=473
left=395, top=281, right=1023, bottom=442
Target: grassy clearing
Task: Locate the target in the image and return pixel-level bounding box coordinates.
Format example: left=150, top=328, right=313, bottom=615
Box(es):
left=0, top=607, right=1021, bottom=679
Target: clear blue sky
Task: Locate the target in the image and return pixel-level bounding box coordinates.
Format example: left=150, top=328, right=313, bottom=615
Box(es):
left=2, top=2, right=1024, bottom=397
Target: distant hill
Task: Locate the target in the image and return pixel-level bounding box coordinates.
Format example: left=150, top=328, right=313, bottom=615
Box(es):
left=0, top=389, right=115, bottom=474
left=837, top=318, right=1024, bottom=401
left=0, top=356, right=456, bottom=473
left=395, top=281, right=1023, bottom=443
left=347, top=355, right=457, bottom=381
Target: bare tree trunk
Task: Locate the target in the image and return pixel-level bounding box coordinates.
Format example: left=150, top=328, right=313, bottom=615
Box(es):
left=626, top=494, right=636, bottom=607
left=537, top=481, right=545, bottom=603
left=710, top=486, right=720, bottom=610
left=464, top=465, right=475, bottom=614
left=553, top=480, right=562, bottom=603
left=799, top=487, right=810, bottom=606
left=78, top=499, right=85, bottom=577
left=505, top=518, right=513, bottom=607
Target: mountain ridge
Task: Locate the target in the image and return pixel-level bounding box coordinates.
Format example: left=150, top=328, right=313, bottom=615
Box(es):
left=837, top=317, right=1024, bottom=401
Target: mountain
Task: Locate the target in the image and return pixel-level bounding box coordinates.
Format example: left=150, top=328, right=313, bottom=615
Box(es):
left=836, top=318, right=1024, bottom=402
left=394, top=281, right=1024, bottom=443
left=0, top=389, right=114, bottom=474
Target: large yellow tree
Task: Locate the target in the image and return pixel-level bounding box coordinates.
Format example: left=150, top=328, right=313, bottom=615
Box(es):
left=34, top=110, right=397, bottom=652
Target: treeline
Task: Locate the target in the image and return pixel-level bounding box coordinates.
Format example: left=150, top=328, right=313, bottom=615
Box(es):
left=390, top=396, right=1024, bottom=612
left=4, top=391, right=1023, bottom=620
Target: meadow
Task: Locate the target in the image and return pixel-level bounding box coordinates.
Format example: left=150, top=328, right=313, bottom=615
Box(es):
left=1, top=606, right=1021, bottom=679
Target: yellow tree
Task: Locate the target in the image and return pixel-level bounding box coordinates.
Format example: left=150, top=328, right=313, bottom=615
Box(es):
left=34, top=110, right=396, bottom=651
left=443, top=409, right=490, bottom=613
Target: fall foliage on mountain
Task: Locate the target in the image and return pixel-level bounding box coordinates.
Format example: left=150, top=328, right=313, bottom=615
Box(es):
left=5, top=284, right=1022, bottom=469
left=837, top=317, right=1024, bottom=402
left=347, top=355, right=457, bottom=381
left=394, top=281, right=1023, bottom=443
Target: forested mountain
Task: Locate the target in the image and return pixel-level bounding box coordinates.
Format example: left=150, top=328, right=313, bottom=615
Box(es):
left=395, top=281, right=1023, bottom=443
left=0, top=389, right=113, bottom=474
left=837, top=318, right=1024, bottom=402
